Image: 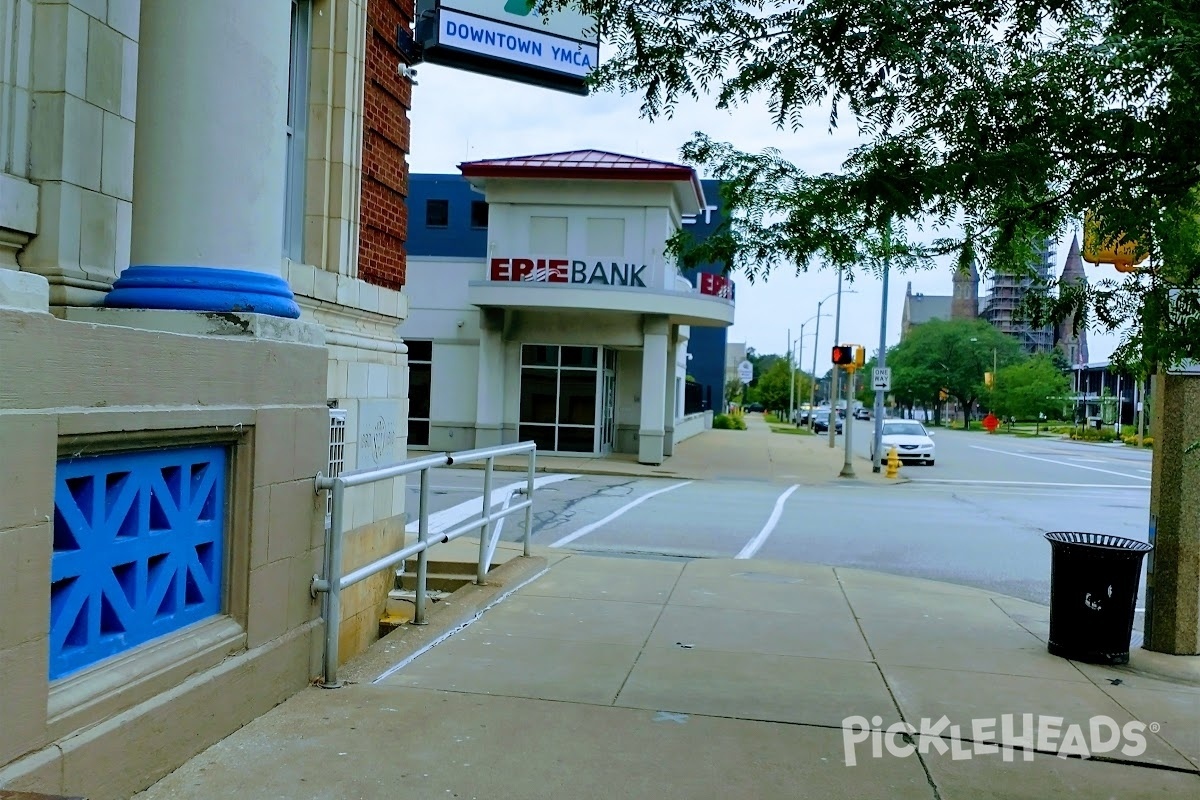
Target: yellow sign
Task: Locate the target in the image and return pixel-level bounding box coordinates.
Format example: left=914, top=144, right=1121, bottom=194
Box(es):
left=1082, top=212, right=1147, bottom=273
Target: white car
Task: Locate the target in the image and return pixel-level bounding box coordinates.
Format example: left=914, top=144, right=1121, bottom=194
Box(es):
left=872, top=419, right=936, bottom=465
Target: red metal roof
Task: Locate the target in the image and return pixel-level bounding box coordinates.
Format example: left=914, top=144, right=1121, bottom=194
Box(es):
left=458, top=149, right=705, bottom=208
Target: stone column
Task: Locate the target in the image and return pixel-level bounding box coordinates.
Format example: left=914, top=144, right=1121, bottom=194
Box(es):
left=638, top=315, right=669, bottom=465
left=663, top=327, right=677, bottom=457
left=103, top=0, right=299, bottom=318
left=474, top=308, right=505, bottom=448
left=1144, top=371, right=1200, bottom=655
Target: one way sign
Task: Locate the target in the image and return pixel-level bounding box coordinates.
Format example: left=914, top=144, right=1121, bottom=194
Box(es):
left=872, top=367, right=892, bottom=391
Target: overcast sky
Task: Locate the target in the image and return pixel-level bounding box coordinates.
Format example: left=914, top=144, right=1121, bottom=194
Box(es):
left=407, top=60, right=1126, bottom=372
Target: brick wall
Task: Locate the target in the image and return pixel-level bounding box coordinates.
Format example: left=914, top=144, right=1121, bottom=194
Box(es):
left=359, top=0, right=413, bottom=289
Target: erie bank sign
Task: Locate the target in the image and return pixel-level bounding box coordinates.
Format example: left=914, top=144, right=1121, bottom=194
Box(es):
left=488, top=257, right=735, bottom=299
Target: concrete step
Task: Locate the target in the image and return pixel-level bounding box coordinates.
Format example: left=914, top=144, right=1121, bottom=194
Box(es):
left=397, top=572, right=476, bottom=593
left=378, top=589, right=451, bottom=636
left=401, top=557, right=485, bottom=575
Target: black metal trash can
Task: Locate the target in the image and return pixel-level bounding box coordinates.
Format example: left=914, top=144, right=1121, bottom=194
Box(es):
left=1044, top=532, right=1153, bottom=665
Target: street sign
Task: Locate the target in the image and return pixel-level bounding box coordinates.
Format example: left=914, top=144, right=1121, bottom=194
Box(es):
left=737, top=360, right=753, bottom=384
left=872, top=367, right=891, bottom=391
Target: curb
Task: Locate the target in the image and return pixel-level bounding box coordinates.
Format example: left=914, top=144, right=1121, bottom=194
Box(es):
left=458, top=458, right=913, bottom=485
left=336, top=553, right=552, bottom=685
left=1125, top=647, right=1200, bottom=688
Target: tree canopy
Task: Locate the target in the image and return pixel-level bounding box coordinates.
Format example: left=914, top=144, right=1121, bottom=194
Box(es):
left=752, top=357, right=813, bottom=413
left=991, top=354, right=1074, bottom=420
left=539, top=0, right=1200, bottom=369
left=887, top=319, right=1025, bottom=422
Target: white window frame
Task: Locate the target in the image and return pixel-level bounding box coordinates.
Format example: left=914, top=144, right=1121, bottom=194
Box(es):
left=284, top=0, right=312, bottom=261
left=518, top=344, right=602, bottom=454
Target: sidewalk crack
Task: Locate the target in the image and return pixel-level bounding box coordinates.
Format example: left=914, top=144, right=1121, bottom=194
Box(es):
left=608, top=561, right=687, bottom=707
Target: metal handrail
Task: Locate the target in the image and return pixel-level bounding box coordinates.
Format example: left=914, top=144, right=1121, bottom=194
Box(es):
left=311, top=441, right=537, bottom=687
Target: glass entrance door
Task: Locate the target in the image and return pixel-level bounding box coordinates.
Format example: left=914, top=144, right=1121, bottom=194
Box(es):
left=600, top=349, right=616, bottom=452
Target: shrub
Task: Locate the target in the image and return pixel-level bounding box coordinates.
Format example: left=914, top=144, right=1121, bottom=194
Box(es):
left=1070, top=427, right=1119, bottom=443
left=713, top=414, right=747, bottom=431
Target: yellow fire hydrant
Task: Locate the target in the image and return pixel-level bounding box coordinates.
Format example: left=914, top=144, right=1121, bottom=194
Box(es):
left=885, top=446, right=902, bottom=479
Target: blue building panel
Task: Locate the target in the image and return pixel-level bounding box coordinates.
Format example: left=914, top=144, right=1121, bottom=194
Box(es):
left=50, top=445, right=227, bottom=680
left=406, top=175, right=490, bottom=258
left=679, top=179, right=731, bottom=412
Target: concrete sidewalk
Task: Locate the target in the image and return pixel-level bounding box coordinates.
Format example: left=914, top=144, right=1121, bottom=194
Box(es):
left=137, top=549, right=1200, bottom=800
left=468, top=413, right=904, bottom=485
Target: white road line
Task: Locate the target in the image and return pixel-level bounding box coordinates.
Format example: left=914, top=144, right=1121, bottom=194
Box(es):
left=909, top=479, right=1150, bottom=489
left=406, top=473, right=578, bottom=534
left=548, top=480, right=693, bottom=548
left=735, top=484, right=800, bottom=560
left=969, top=445, right=1152, bottom=481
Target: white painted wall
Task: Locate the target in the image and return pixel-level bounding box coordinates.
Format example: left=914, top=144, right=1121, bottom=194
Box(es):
left=674, top=410, right=712, bottom=443
left=616, top=348, right=642, bottom=453
left=429, top=341, right=479, bottom=450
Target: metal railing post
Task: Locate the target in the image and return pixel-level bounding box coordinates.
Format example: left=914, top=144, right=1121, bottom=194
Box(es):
left=477, top=456, right=494, bottom=584
left=523, top=450, right=536, bottom=557
left=413, top=468, right=431, bottom=625
left=321, top=480, right=346, bottom=688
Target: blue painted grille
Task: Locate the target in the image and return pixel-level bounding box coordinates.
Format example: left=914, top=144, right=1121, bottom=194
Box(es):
left=50, top=446, right=227, bottom=680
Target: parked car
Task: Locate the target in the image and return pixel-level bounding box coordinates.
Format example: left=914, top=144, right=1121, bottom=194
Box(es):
left=812, top=410, right=843, bottom=434
left=871, top=419, right=936, bottom=465
left=853, top=407, right=870, bottom=420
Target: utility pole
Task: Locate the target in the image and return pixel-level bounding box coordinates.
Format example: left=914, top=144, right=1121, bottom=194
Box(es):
left=829, top=269, right=844, bottom=448
left=1136, top=376, right=1145, bottom=446
left=795, top=331, right=805, bottom=425
left=787, top=327, right=794, bottom=423
left=872, top=222, right=892, bottom=473
left=808, top=314, right=821, bottom=426
left=840, top=363, right=857, bottom=477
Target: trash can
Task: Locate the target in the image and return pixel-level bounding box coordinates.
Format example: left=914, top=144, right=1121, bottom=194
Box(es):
left=1044, top=532, right=1153, bottom=665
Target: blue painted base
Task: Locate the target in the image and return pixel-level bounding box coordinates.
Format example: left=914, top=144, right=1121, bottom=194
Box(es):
left=104, top=266, right=301, bottom=319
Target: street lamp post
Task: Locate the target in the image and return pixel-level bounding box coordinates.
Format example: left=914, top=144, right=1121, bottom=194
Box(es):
left=829, top=270, right=845, bottom=448
left=805, top=284, right=857, bottom=434
left=787, top=327, right=793, bottom=422
left=871, top=222, right=892, bottom=473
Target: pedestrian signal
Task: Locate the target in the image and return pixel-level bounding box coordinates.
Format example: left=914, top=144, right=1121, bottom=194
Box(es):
left=832, top=346, right=853, bottom=365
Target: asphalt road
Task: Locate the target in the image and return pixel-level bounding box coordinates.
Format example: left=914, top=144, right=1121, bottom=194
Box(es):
left=404, top=425, right=1154, bottom=636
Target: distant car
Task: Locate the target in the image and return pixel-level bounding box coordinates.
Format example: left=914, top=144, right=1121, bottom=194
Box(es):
left=853, top=407, right=870, bottom=420
left=812, top=410, right=843, bottom=434
left=871, top=419, right=936, bottom=465
left=746, top=402, right=764, bottom=413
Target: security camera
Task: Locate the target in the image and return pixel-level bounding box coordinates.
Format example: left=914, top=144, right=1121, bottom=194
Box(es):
left=397, top=63, right=419, bottom=84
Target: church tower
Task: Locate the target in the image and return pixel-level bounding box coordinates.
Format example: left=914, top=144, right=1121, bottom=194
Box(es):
left=1055, top=234, right=1090, bottom=366
left=951, top=254, right=980, bottom=320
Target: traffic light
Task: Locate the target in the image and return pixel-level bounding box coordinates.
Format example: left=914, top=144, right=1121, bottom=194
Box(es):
left=832, top=345, right=853, bottom=365
left=855, top=346, right=866, bottom=368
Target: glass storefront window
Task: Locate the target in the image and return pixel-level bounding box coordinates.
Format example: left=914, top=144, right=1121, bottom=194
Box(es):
left=407, top=340, right=432, bottom=446
left=519, top=345, right=606, bottom=452
left=522, top=345, right=559, bottom=367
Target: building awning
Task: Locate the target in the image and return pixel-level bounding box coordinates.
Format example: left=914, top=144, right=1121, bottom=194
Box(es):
left=467, top=281, right=734, bottom=328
